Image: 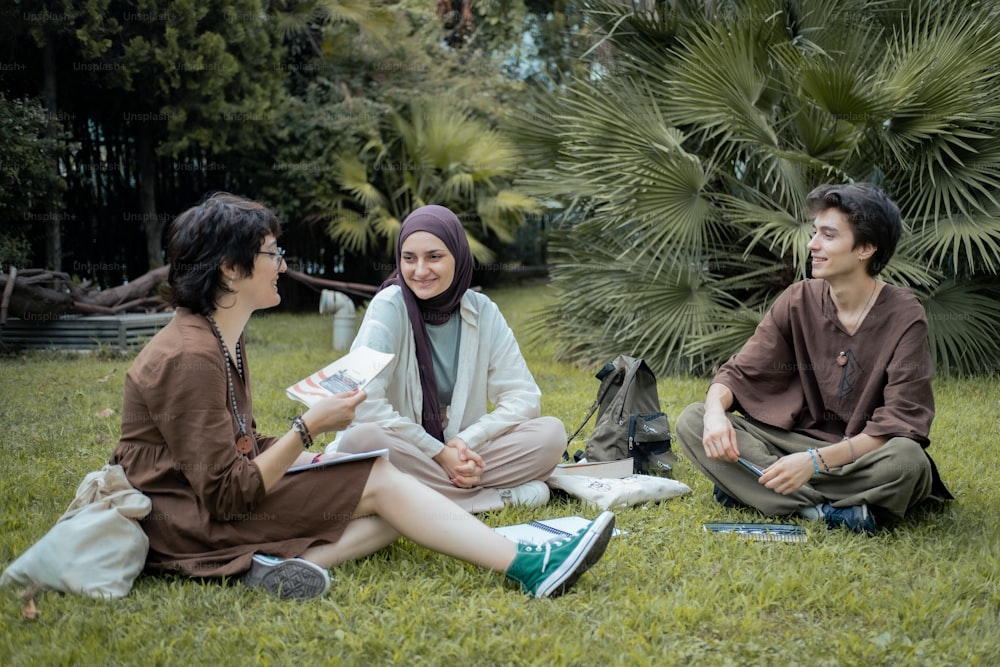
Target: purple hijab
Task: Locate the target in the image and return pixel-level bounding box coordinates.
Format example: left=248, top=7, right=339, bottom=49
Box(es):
left=381, top=205, right=473, bottom=442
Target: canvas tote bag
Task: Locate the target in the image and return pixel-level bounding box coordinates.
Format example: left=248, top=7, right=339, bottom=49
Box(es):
left=1, top=464, right=151, bottom=599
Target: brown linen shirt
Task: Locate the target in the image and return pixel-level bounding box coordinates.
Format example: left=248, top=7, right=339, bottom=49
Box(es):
left=713, top=279, right=935, bottom=445
left=110, top=308, right=371, bottom=577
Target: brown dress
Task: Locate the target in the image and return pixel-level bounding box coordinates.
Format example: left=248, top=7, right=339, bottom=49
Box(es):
left=110, top=308, right=372, bottom=578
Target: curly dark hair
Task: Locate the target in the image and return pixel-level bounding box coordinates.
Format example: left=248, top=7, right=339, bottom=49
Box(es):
left=165, top=192, right=282, bottom=315
left=806, top=183, right=902, bottom=276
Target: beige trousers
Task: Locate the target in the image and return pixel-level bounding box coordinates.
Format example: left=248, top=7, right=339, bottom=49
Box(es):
left=336, top=416, right=567, bottom=513
left=676, top=402, right=933, bottom=521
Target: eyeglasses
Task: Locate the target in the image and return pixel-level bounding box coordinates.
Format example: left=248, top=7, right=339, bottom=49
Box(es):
left=257, top=247, right=286, bottom=266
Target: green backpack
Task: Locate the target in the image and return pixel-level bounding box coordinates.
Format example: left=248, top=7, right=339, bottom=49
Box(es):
left=566, top=355, right=675, bottom=476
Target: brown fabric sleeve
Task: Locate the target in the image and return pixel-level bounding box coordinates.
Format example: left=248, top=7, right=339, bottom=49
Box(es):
left=864, top=315, right=934, bottom=444
left=713, top=288, right=804, bottom=429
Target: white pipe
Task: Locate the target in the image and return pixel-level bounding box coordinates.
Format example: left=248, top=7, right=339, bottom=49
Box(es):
left=319, top=289, right=356, bottom=349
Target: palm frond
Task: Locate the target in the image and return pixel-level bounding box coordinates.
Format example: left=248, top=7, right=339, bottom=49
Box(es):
left=909, top=213, right=1000, bottom=276
left=316, top=0, right=394, bottom=47
left=683, top=304, right=766, bottom=369
left=664, top=17, right=777, bottom=147
left=920, top=280, right=1000, bottom=376
left=466, top=234, right=495, bottom=265
left=330, top=154, right=382, bottom=212
left=716, top=193, right=810, bottom=279
left=476, top=191, right=543, bottom=244
left=877, top=237, right=943, bottom=289
left=520, top=0, right=1000, bottom=376
left=324, top=208, right=375, bottom=255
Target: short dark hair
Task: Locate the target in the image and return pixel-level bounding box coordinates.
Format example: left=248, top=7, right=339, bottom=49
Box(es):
left=806, top=183, right=902, bottom=276
left=165, top=192, right=281, bottom=315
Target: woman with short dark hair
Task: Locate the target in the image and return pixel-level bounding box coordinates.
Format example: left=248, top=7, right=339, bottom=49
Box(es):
left=110, top=192, right=614, bottom=600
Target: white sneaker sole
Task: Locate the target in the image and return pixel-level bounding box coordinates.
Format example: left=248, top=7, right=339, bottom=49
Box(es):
left=534, top=511, right=615, bottom=598
left=244, top=555, right=330, bottom=600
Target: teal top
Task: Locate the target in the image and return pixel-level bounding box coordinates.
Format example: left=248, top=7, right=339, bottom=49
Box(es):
left=426, top=312, right=461, bottom=407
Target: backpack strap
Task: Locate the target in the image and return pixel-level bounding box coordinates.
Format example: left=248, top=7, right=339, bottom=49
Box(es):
left=565, top=362, right=619, bottom=445
left=565, top=398, right=601, bottom=446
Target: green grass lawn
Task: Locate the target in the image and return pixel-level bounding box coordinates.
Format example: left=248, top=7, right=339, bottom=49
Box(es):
left=1, top=283, right=998, bottom=666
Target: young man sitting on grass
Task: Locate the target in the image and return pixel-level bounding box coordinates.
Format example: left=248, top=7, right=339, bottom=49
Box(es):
left=676, top=183, right=952, bottom=534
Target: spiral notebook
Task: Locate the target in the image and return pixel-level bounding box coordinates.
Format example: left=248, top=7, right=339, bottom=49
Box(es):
left=495, top=516, right=621, bottom=545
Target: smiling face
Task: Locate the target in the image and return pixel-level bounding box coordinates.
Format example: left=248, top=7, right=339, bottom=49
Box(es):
left=807, top=208, right=874, bottom=283
left=243, top=234, right=286, bottom=311
left=399, top=231, right=455, bottom=301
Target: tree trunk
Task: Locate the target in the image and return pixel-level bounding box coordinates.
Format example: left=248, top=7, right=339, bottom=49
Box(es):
left=136, top=125, right=163, bottom=269
left=42, top=34, right=61, bottom=271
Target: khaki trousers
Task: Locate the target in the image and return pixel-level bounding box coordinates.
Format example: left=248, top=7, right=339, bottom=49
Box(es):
left=676, top=403, right=933, bottom=521
left=336, top=416, right=567, bottom=513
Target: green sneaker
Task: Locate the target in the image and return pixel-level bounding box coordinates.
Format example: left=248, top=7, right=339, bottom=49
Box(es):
left=505, top=511, right=615, bottom=598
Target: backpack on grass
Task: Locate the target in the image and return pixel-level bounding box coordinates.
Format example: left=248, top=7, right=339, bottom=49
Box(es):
left=566, top=355, right=675, bottom=476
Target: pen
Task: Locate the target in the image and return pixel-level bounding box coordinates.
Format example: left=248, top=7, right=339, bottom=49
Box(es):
left=737, top=456, right=763, bottom=478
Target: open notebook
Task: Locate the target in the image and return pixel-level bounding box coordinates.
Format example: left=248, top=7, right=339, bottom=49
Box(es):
left=495, top=516, right=621, bottom=545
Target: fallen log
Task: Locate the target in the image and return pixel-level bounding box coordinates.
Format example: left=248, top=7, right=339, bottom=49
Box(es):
left=0, top=265, right=170, bottom=324
left=282, top=269, right=380, bottom=299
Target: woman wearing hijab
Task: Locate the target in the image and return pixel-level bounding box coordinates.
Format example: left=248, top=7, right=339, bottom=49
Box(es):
left=334, top=205, right=567, bottom=513
left=109, top=193, right=614, bottom=600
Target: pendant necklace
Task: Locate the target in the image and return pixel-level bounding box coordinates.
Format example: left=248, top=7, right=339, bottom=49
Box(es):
left=836, top=281, right=879, bottom=366
left=207, top=315, right=253, bottom=454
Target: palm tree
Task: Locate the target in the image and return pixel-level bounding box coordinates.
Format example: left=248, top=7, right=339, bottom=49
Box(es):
left=510, top=0, right=1000, bottom=376
left=321, top=97, right=542, bottom=265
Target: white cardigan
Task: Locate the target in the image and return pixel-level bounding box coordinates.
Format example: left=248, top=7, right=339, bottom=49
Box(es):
left=341, top=285, right=542, bottom=458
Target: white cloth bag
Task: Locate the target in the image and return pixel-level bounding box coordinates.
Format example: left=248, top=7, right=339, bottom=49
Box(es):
left=1, top=464, right=151, bottom=599
left=547, top=474, right=692, bottom=511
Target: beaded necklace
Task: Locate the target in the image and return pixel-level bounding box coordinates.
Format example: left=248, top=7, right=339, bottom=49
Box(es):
left=207, top=315, right=253, bottom=454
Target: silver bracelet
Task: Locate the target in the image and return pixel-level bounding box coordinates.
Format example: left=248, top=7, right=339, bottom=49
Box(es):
left=842, top=435, right=856, bottom=463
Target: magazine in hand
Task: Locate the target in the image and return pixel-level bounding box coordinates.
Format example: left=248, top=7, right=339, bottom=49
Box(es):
left=286, top=448, right=390, bottom=474
left=495, top=516, right=621, bottom=545
left=286, top=346, right=394, bottom=407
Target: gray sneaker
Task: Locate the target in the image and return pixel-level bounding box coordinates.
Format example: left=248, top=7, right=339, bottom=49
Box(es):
left=243, top=554, right=331, bottom=600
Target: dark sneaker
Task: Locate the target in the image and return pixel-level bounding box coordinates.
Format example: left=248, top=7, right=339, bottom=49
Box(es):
left=243, top=554, right=331, bottom=600
left=821, top=503, right=877, bottom=535
left=713, top=485, right=746, bottom=509
left=505, top=511, right=615, bottom=598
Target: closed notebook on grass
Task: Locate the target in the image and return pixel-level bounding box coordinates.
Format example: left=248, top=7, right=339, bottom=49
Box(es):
left=703, top=522, right=807, bottom=543
left=553, top=458, right=633, bottom=479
